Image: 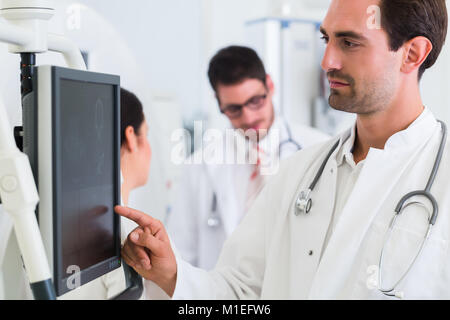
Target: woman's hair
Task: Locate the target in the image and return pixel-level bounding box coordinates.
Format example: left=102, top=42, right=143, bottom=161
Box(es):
left=120, top=88, right=145, bottom=146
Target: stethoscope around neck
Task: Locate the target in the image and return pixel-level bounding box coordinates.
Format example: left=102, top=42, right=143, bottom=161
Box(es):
left=294, top=120, right=447, bottom=299
left=279, top=121, right=302, bottom=158
left=295, top=138, right=340, bottom=215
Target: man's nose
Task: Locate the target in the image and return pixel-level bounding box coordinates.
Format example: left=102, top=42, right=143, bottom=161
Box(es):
left=240, top=106, right=258, bottom=124
left=321, top=43, right=342, bottom=72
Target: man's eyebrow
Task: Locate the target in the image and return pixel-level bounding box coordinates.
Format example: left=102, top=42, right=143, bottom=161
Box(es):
left=320, top=26, right=367, bottom=41
left=335, top=31, right=367, bottom=41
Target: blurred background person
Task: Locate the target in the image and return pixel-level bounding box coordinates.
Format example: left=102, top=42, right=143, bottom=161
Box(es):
left=166, top=46, right=329, bottom=270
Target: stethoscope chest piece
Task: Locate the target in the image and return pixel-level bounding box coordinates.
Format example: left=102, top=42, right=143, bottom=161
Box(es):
left=207, top=215, right=221, bottom=228
left=295, top=189, right=312, bottom=216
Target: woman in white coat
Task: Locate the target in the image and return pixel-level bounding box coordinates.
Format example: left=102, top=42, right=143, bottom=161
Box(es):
left=117, top=0, right=450, bottom=300
left=166, top=46, right=329, bottom=271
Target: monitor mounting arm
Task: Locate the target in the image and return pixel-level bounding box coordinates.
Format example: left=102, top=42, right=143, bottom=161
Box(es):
left=0, top=0, right=86, bottom=300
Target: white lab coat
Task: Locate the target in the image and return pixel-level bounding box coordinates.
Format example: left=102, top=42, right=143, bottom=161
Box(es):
left=146, top=108, right=450, bottom=300
left=167, top=117, right=329, bottom=270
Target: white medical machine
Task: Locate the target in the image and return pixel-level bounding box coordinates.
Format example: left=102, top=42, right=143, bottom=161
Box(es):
left=0, top=0, right=139, bottom=299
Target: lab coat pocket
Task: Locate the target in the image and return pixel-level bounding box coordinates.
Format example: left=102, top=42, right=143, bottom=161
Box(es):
left=359, top=207, right=449, bottom=300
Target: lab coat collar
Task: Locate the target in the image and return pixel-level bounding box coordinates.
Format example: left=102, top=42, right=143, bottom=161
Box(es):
left=383, top=107, right=435, bottom=151
left=336, top=107, right=436, bottom=166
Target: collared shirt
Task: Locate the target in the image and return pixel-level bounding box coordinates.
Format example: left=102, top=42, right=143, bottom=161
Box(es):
left=320, top=125, right=365, bottom=260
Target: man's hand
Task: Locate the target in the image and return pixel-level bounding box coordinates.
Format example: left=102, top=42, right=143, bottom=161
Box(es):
left=115, top=206, right=177, bottom=297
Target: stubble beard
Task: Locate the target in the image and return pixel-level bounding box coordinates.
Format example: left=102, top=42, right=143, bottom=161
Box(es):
left=329, top=76, right=395, bottom=116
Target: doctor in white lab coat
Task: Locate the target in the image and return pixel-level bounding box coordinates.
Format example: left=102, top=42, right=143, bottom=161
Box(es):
left=167, top=46, right=328, bottom=270
left=116, top=0, right=450, bottom=299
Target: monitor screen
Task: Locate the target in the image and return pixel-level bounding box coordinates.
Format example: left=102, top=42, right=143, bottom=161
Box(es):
left=59, top=79, right=116, bottom=273
left=32, top=66, right=121, bottom=296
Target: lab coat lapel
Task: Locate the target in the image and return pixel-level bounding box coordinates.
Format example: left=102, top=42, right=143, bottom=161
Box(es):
left=308, top=110, right=439, bottom=299
left=287, top=136, right=345, bottom=298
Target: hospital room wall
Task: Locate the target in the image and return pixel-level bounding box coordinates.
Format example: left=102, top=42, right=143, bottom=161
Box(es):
left=421, top=39, right=450, bottom=123
left=204, top=0, right=450, bottom=126
left=71, top=0, right=205, bottom=221
left=1, top=1, right=450, bottom=223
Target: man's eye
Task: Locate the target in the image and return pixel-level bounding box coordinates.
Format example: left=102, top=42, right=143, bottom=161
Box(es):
left=250, top=96, right=263, bottom=104
left=228, top=105, right=241, bottom=113
left=344, top=40, right=358, bottom=48
left=320, top=36, right=329, bottom=43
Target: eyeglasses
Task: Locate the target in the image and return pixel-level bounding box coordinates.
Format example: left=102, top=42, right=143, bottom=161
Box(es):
left=220, top=93, right=268, bottom=119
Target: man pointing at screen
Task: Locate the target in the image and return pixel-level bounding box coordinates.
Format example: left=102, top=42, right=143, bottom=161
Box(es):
left=116, top=0, right=450, bottom=299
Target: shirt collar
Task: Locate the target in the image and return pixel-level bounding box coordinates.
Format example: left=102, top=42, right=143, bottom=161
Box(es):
left=336, top=124, right=356, bottom=167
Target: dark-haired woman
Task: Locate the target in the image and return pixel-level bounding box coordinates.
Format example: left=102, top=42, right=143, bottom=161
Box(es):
left=61, top=88, right=151, bottom=299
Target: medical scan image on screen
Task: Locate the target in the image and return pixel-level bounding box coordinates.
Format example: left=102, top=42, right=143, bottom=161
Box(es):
left=59, top=79, right=115, bottom=272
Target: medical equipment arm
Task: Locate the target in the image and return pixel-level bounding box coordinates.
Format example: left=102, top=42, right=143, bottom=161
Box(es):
left=0, top=99, right=56, bottom=300
left=0, top=0, right=85, bottom=300
left=0, top=20, right=86, bottom=70
left=0, top=0, right=86, bottom=71
left=47, top=33, right=86, bottom=70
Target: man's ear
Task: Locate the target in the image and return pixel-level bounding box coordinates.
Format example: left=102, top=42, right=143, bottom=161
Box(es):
left=401, top=36, right=433, bottom=75
left=123, top=125, right=138, bottom=152
left=266, top=74, right=275, bottom=95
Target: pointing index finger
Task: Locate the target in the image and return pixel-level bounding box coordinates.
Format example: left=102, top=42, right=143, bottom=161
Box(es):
left=115, top=205, right=158, bottom=228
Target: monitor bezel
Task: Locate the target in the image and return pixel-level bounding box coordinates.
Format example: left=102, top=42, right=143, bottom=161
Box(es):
left=37, top=65, right=122, bottom=297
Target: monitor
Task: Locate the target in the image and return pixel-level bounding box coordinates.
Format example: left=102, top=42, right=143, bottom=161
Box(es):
left=24, top=65, right=121, bottom=297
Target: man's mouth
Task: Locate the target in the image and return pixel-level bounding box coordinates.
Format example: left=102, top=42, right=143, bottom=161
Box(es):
left=245, top=122, right=263, bottom=131
left=328, top=79, right=351, bottom=89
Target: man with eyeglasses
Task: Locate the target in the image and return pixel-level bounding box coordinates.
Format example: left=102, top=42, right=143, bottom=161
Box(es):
left=165, top=46, right=329, bottom=271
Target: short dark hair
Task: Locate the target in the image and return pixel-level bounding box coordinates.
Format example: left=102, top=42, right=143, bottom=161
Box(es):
left=380, top=0, right=448, bottom=79
left=120, top=88, right=144, bottom=146
left=208, top=46, right=267, bottom=92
